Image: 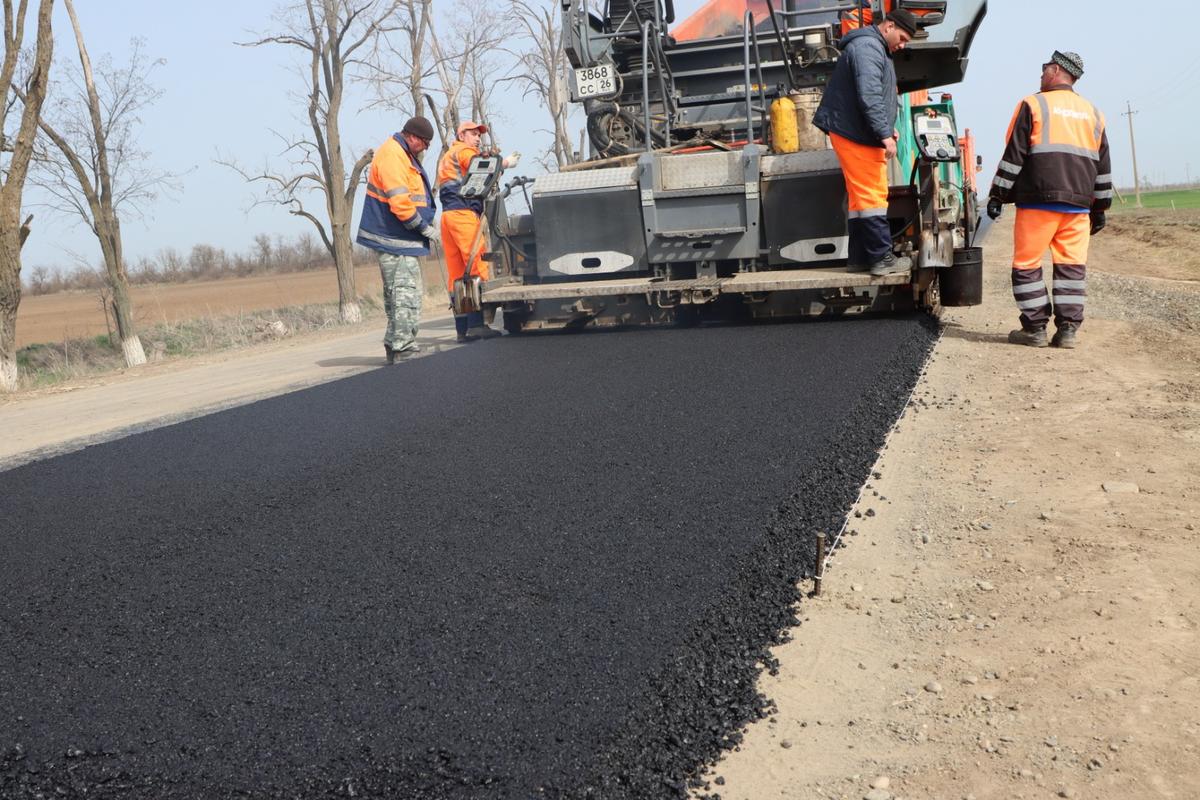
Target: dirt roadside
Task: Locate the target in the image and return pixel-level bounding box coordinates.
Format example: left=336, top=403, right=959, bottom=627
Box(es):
left=704, top=214, right=1200, bottom=800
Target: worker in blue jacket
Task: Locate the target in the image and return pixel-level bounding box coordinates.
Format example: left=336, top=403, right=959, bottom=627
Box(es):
left=813, top=9, right=918, bottom=276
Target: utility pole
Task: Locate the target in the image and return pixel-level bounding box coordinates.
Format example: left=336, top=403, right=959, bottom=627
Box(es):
left=1123, top=101, right=1142, bottom=208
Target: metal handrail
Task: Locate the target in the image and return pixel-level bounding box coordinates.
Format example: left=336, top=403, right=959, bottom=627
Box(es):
left=642, top=20, right=653, bottom=152
left=750, top=20, right=768, bottom=142
left=764, top=0, right=797, bottom=91
left=743, top=12, right=754, bottom=143
left=741, top=12, right=769, bottom=144
left=774, top=1, right=864, bottom=17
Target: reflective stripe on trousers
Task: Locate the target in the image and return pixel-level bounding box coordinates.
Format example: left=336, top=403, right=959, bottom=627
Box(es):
left=1052, top=263, right=1086, bottom=327
left=1012, top=267, right=1051, bottom=330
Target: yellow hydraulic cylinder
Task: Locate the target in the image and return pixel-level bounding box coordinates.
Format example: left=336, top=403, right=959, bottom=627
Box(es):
left=770, top=96, right=799, bottom=154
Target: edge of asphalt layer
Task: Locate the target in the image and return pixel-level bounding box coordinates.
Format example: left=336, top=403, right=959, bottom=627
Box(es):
left=0, top=315, right=940, bottom=799
left=576, top=317, right=940, bottom=800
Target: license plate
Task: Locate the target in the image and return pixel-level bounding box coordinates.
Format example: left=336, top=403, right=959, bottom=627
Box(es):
left=574, top=64, right=616, bottom=99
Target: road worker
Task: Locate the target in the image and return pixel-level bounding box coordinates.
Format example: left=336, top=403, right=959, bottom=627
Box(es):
left=437, top=121, right=520, bottom=342
left=986, top=51, right=1112, bottom=349
left=812, top=9, right=918, bottom=276
left=357, top=116, right=439, bottom=365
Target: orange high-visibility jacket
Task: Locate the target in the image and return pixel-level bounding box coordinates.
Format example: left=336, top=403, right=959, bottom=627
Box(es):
left=989, top=86, right=1112, bottom=211
left=437, top=140, right=482, bottom=215
left=357, top=134, right=436, bottom=256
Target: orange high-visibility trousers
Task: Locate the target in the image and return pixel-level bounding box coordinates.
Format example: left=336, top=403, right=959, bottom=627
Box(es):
left=829, top=132, right=891, bottom=264
left=1012, top=207, right=1090, bottom=268
left=1011, top=207, right=1090, bottom=329
left=440, top=209, right=489, bottom=293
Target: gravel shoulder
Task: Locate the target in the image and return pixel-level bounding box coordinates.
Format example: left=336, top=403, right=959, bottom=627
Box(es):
left=702, top=214, right=1200, bottom=799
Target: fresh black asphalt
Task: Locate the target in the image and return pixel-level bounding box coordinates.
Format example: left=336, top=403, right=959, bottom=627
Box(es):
left=0, top=317, right=937, bottom=799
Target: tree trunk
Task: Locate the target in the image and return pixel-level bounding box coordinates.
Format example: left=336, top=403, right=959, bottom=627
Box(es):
left=0, top=0, right=55, bottom=393
left=0, top=230, right=21, bottom=392
left=97, top=215, right=146, bottom=366
left=332, top=220, right=361, bottom=323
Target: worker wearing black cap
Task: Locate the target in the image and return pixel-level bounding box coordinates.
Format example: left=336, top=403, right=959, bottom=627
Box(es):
left=813, top=9, right=919, bottom=277
left=357, top=116, right=439, bottom=364
left=986, top=51, right=1112, bottom=349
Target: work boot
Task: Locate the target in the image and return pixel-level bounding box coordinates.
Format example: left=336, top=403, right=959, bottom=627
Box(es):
left=1007, top=327, right=1049, bottom=348
left=393, top=343, right=421, bottom=359
left=869, top=252, right=913, bottom=277
left=466, top=325, right=503, bottom=339
left=1051, top=323, right=1078, bottom=349
left=384, top=344, right=395, bottom=365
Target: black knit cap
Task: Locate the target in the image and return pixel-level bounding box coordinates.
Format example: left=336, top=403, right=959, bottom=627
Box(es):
left=401, top=116, right=435, bottom=141
left=886, top=9, right=919, bottom=37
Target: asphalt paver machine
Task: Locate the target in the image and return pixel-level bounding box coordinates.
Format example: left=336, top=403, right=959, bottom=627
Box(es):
left=473, top=0, right=988, bottom=332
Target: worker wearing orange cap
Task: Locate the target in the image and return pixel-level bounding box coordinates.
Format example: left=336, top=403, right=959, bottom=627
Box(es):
left=437, top=121, right=520, bottom=342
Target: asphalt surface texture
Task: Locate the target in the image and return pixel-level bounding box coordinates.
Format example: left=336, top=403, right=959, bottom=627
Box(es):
left=1, top=316, right=937, bottom=799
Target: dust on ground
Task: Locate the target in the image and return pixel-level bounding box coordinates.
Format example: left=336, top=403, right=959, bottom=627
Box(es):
left=701, top=214, right=1200, bottom=799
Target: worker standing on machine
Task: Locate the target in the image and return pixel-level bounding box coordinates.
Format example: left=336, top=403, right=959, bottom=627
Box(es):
left=357, top=116, right=439, bottom=365
left=437, top=121, right=519, bottom=342
left=986, top=51, right=1111, bottom=349
left=812, top=9, right=918, bottom=276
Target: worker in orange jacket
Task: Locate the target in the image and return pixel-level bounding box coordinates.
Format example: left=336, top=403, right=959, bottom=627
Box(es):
left=437, top=121, right=519, bottom=342
left=357, top=116, right=438, bottom=364
left=986, top=51, right=1112, bottom=349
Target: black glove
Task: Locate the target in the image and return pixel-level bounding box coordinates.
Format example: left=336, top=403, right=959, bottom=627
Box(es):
left=986, top=198, right=1003, bottom=220
left=1090, top=210, right=1106, bottom=236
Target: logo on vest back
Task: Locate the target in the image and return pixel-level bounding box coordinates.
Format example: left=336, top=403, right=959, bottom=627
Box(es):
left=1052, top=107, right=1092, bottom=121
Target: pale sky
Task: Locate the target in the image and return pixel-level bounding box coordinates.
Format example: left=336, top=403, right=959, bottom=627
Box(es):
left=16, top=1, right=1193, bottom=274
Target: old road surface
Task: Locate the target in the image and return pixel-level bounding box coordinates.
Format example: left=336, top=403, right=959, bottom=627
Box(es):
left=0, top=317, right=936, bottom=799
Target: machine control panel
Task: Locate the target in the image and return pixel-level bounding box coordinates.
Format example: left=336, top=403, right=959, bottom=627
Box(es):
left=913, top=112, right=960, bottom=162
left=460, top=155, right=503, bottom=199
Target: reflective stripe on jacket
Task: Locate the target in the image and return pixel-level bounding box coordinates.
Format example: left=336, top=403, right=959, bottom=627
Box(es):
left=437, top=141, right=483, bottom=215
left=989, top=87, right=1112, bottom=212
left=356, top=133, right=436, bottom=257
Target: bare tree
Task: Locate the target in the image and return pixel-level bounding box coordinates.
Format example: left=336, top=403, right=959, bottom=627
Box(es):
left=364, top=0, right=434, bottom=126
left=507, top=0, right=574, bottom=169
left=230, top=0, right=402, bottom=324
left=24, top=1, right=180, bottom=367
left=0, top=0, right=54, bottom=392
left=425, top=16, right=513, bottom=153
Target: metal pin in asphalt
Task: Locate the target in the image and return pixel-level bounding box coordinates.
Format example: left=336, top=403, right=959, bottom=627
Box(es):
left=814, top=531, right=826, bottom=596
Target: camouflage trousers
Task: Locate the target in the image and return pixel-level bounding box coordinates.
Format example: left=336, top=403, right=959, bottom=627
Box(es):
left=378, top=252, right=423, bottom=351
